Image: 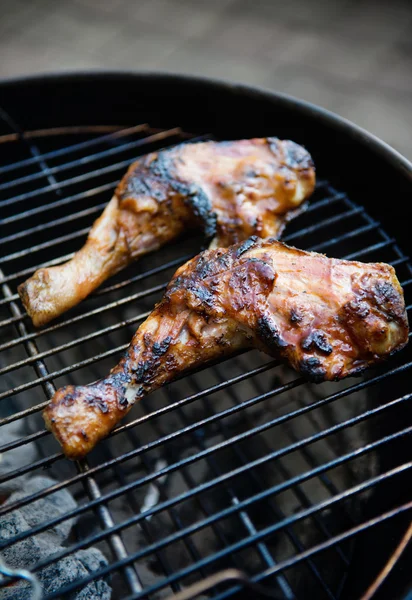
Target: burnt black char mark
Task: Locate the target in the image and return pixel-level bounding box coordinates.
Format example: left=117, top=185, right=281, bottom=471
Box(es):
left=159, top=146, right=217, bottom=238
left=188, top=283, right=216, bottom=309
left=269, top=138, right=314, bottom=171
left=124, top=171, right=167, bottom=203
left=373, top=281, right=405, bottom=320
left=298, top=357, right=326, bottom=382
left=257, top=315, right=289, bottom=351
left=152, top=336, right=172, bottom=357
left=131, top=360, right=154, bottom=385
left=120, top=355, right=161, bottom=402
left=352, top=273, right=407, bottom=326
left=122, top=152, right=171, bottom=202
left=235, top=236, right=260, bottom=258
left=193, top=253, right=221, bottom=280
left=92, top=398, right=109, bottom=414
left=174, top=180, right=217, bottom=239
left=290, top=309, right=303, bottom=324
left=301, top=330, right=333, bottom=355
left=215, top=251, right=233, bottom=271
left=61, top=392, right=75, bottom=407
left=183, top=242, right=247, bottom=284
left=345, top=299, right=370, bottom=320
left=122, top=144, right=218, bottom=238
left=110, top=370, right=133, bottom=390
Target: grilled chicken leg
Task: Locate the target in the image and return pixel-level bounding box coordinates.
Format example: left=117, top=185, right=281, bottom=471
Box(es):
left=18, top=138, right=315, bottom=327
left=43, top=237, right=408, bottom=459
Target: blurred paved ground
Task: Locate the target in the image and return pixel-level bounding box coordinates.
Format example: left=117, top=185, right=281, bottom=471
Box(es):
left=1, top=0, right=411, bottom=160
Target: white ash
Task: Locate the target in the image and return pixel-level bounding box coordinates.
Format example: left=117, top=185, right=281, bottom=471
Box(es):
left=1, top=476, right=76, bottom=542
left=0, top=476, right=111, bottom=600
left=0, top=420, right=111, bottom=600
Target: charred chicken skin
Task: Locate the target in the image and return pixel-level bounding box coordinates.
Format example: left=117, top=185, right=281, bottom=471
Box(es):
left=18, top=138, right=315, bottom=327
left=43, top=237, right=408, bottom=460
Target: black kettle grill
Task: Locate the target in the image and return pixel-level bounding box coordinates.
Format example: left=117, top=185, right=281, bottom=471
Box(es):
left=0, top=72, right=411, bottom=600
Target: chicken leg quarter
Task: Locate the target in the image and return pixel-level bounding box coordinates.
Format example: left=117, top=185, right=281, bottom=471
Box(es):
left=18, top=137, right=315, bottom=327
left=43, top=237, right=409, bottom=460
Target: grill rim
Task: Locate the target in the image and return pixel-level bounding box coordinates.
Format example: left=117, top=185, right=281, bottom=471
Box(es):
left=0, top=69, right=411, bottom=175
left=0, top=72, right=411, bottom=600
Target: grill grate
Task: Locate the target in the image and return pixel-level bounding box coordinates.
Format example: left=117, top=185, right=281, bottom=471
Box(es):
left=0, top=114, right=411, bottom=600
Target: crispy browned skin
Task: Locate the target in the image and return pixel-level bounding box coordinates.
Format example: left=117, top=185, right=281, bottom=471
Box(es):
left=43, top=237, right=408, bottom=459
left=18, top=138, right=315, bottom=327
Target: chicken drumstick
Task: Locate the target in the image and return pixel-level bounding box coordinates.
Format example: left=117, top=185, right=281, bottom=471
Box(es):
left=43, top=237, right=408, bottom=459
left=18, top=138, right=315, bottom=327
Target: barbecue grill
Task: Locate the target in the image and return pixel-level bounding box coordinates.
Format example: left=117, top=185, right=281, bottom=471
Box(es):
left=0, top=72, right=411, bottom=600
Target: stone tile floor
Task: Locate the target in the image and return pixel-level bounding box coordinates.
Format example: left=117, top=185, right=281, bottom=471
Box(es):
left=1, top=0, right=411, bottom=160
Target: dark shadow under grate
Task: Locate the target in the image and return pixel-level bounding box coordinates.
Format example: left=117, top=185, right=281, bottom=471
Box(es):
left=0, top=116, right=411, bottom=600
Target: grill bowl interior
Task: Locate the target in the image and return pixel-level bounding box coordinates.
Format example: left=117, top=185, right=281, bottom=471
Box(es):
left=0, top=72, right=411, bottom=600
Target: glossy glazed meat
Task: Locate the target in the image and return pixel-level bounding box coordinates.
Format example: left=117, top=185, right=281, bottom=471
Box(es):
left=43, top=237, right=408, bottom=459
left=18, top=138, right=315, bottom=327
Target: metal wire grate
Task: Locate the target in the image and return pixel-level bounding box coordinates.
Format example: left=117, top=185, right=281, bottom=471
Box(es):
left=0, top=114, right=411, bottom=600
